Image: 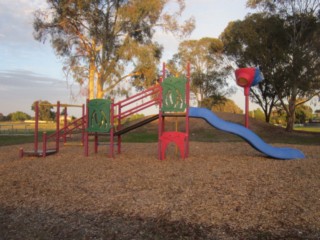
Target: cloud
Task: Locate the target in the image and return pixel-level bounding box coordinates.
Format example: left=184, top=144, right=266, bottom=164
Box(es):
left=0, top=69, right=85, bottom=115
left=0, top=70, right=65, bottom=90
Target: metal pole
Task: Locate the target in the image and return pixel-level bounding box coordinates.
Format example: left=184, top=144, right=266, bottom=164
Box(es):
left=244, top=87, right=250, bottom=128
left=82, top=104, right=85, bottom=145
left=35, top=101, right=39, bottom=153
left=117, top=104, right=121, bottom=154
left=42, top=132, right=47, bottom=157
left=110, top=99, right=114, bottom=158
left=56, top=101, right=60, bottom=152
left=64, top=106, right=67, bottom=143
left=186, top=62, right=190, bottom=157
left=84, top=99, right=89, bottom=156
left=158, top=63, right=165, bottom=160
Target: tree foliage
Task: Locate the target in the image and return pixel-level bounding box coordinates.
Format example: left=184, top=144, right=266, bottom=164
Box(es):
left=250, top=108, right=265, bottom=121
left=168, top=37, right=234, bottom=108
left=7, top=112, right=31, bottom=121
left=211, top=99, right=243, bottom=114
left=245, top=0, right=320, bottom=131
left=295, top=104, right=313, bottom=124
left=221, top=13, right=288, bottom=123
left=33, top=0, right=195, bottom=99
left=31, top=100, right=56, bottom=121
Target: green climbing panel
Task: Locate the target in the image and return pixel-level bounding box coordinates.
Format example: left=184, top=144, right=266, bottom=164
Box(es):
left=87, top=98, right=112, bottom=133
left=161, top=76, right=187, bottom=112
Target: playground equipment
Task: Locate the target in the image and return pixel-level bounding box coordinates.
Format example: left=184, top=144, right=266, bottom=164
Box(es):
left=83, top=62, right=190, bottom=159
left=235, top=67, right=264, bottom=128
left=20, top=64, right=305, bottom=160
left=19, top=101, right=85, bottom=157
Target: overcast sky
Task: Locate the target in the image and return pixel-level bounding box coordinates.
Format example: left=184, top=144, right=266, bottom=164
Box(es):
left=0, top=0, right=254, bottom=117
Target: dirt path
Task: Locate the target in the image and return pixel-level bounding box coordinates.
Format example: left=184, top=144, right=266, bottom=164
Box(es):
left=0, top=142, right=319, bottom=239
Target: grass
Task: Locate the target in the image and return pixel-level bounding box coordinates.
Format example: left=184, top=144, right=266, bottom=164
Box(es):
left=0, top=135, right=35, bottom=146
left=1, top=117, right=320, bottom=147
left=0, top=130, right=56, bottom=147
left=294, top=126, right=320, bottom=133
left=122, top=132, right=158, bottom=143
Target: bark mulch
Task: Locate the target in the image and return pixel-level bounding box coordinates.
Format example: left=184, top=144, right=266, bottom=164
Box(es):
left=0, top=142, right=319, bottom=239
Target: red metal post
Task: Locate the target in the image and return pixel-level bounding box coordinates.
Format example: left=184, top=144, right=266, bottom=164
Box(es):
left=34, top=101, right=39, bottom=153
left=42, top=132, right=47, bottom=157
left=244, top=87, right=250, bottom=128
left=63, top=106, right=67, bottom=143
left=84, top=99, right=89, bottom=156
left=186, top=62, right=191, bottom=157
left=117, top=104, right=121, bottom=154
left=82, top=104, right=85, bottom=145
left=56, top=101, right=60, bottom=152
left=19, top=148, right=24, bottom=158
left=158, top=62, right=166, bottom=160
left=110, top=99, right=114, bottom=158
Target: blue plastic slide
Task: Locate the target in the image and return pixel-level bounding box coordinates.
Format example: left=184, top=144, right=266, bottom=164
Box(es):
left=189, top=107, right=305, bottom=160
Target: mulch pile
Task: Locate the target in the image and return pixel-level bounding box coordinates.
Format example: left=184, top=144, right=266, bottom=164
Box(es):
left=0, top=142, right=319, bottom=239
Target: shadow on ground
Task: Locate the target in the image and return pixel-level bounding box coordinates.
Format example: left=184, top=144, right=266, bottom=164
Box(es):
left=1, top=206, right=319, bottom=239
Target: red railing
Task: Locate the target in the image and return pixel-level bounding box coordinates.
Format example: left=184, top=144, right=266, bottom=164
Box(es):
left=114, top=85, right=161, bottom=120
left=113, top=84, right=161, bottom=153
left=43, top=116, right=86, bottom=154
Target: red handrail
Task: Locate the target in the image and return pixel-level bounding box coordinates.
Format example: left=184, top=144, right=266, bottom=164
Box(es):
left=114, top=85, right=160, bottom=107
left=113, top=84, right=161, bottom=155
left=47, top=116, right=85, bottom=140
left=114, top=85, right=160, bottom=120
left=119, top=99, right=159, bottom=120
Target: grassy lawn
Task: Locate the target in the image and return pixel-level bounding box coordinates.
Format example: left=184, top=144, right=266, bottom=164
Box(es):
left=1, top=119, right=319, bottom=147
left=122, top=132, right=158, bottom=143
left=0, top=130, right=56, bottom=146
left=0, top=135, right=35, bottom=146
left=294, top=126, right=320, bottom=133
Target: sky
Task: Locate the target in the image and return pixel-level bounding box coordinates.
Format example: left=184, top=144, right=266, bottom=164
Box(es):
left=0, top=0, right=255, bottom=117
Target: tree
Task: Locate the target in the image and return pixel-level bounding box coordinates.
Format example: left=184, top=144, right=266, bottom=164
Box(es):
left=168, top=37, right=234, bottom=107
left=34, top=0, right=195, bottom=99
left=211, top=99, right=243, bottom=114
left=9, top=112, right=32, bottom=122
left=246, top=0, right=320, bottom=131
left=221, top=13, right=289, bottom=123
left=31, top=101, right=56, bottom=121
left=295, top=104, right=313, bottom=124
left=250, top=108, right=265, bottom=121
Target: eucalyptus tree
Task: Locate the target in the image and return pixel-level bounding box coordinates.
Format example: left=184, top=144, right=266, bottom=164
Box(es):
left=246, top=0, right=320, bottom=131
left=34, top=0, right=195, bottom=99
left=168, top=37, right=233, bottom=108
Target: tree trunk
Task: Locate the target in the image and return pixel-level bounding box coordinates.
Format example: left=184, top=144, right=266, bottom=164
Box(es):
left=286, top=97, right=296, bottom=132
left=265, top=111, right=271, bottom=123
left=96, top=72, right=104, bottom=99
left=88, top=58, right=95, bottom=99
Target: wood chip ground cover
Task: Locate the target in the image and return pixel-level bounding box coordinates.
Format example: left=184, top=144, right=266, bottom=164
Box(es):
left=0, top=142, right=319, bottom=239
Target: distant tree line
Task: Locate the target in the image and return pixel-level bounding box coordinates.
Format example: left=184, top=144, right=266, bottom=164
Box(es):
left=0, top=112, right=31, bottom=121
left=0, top=100, right=64, bottom=122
